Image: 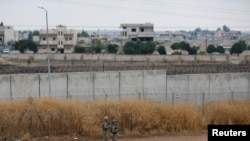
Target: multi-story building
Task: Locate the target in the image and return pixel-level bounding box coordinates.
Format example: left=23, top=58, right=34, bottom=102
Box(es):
left=0, top=29, right=4, bottom=46
left=39, top=25, right=77, bottom=53
left=215, top=30, right=240, bottom=40
left=120, top=23, right=154, bottom=42
left=0, top=25, right=15, bottom=47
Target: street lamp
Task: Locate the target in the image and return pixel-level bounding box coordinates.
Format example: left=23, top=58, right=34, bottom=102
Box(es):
left=38, top=5, right=51, bottom=95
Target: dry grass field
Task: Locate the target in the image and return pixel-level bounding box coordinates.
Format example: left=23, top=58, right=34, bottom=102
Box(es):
left=0, top=98, right=249, bottom=140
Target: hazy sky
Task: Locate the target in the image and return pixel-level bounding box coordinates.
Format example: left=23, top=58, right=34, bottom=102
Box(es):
left=0, top=0, right=250, bottom=31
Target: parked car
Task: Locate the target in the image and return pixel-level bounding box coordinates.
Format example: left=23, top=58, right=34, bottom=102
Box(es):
left=3, top=48, right=10, bottom=54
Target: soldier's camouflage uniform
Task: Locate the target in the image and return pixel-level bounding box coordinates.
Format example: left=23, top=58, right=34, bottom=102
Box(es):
left=102, top=116, right=110, bottom=141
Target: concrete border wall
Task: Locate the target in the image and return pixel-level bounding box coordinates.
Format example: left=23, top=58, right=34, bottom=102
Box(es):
left=0, top=70, right=249, bottom=105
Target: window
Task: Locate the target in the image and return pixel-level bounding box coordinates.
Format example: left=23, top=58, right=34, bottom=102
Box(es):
left=140, top=28, right=144, bottom=32
left=58, top=40, right=63, bottom=45
left=131, top=28, right=136, bottom=32
left=69, top=37, right=72, bottom=40
left=124, top=32, right=127, bottom=36
left=0, top=37, right=2, bottom=41
left=58, top=31, right=63, bottom=36
left=53, top=37, right=56, bottom=40
left=43, top=37, right=46, bottom=40
left=123, top=27, right=127, bottom=29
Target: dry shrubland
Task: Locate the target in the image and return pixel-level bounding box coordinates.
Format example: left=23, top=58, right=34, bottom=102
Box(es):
left=0, top=98, right=249, bottom=140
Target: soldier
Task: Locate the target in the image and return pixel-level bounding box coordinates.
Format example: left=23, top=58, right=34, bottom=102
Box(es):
left=110, top=119, right=119, bottom=141
left=101, top=116, right=110, bottom=141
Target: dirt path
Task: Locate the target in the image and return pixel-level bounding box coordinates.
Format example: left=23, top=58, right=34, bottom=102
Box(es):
left=36, top=131, right=207, bottom=141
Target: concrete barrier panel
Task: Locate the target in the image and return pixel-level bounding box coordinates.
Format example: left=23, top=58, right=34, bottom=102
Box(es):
left=11, top=74, right=39, bottom=99
left=167, top=74, right=189, bottom=104
left=94, top=71, right=120, bottom=100
left=143, top=70, right=166, bottom=102
left=188, top=74, right=210, bottom=105
left=40, top=73, right=67, bottom=97
left=0, top=75, right=11, bottom=100
left=67, top=72, right=94, bottom=100
left=120, top=71, right=143, bottom=99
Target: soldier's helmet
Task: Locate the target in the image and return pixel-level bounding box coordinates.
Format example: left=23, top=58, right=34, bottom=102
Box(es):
left=112, top=119, right=117, bottom=123
left=103, top=116, right=109, bottom=120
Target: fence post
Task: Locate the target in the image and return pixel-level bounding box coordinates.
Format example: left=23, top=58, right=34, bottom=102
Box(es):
left=93, top=72, right=95, bottom=100
left=66, top=73, right=69, bottom=99
left=103, top=89, right=107, bottom=101
left=229, top=86, right=234, bottom=100
left=248, top=73, right=250, bottom=101
left=166, top=73, right=168, bottom=103
left=10, top=75, right=12, bottom=101
left=170, top=88, right=175, bottom=105
left=39, top=74, right=41, bottom=98
left=201, top=88, right=205, bottom=116
left=119, top=72, right=121, bottom=100
left=142, top=71, right=145, bottom=99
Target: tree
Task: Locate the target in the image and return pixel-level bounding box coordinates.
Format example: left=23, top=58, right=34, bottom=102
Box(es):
left=171, top=41, right=192, bottom=54
left=230, top=40, right=247, bottom=55
left=206, top=44, right=216, bottom=54
left=216, top=27, right=221, bottom=31
left=15, top=40, right=38, bottom=53
left=194, top=27, right=202, bottom=33
left=123, top=41, right=137, bottom=54
left=32, top=30, right=39, bottom=36
left=140, top=41, right=155, bottom=54
left=74, top=45, right=85, bottom=53
left=28, top=32, right=32, bottom=40
left=216, top=46, right=225, bottom=54
left=157, top=46, right=166, bottom=55
left=123, top=41, right=155, bottom=55
left=0, top=22, right=3, bottom=26
left=77, top=30, right=89, bottom=37
left=170, top=42, right=179, bottom=50
left=222, top=25, right=230, bottom=32
left=179, top=41, right=191, bottom=51
left=188, top=47, right=198, bottom=55
left=107, top=44, right=118, bottom=53
left=91, top=40, right=104, bottom=53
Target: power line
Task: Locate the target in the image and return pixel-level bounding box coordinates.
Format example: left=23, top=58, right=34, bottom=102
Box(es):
left=11, top=24, right=250, bottom=30
left=44, top=0, right=250, bottom=23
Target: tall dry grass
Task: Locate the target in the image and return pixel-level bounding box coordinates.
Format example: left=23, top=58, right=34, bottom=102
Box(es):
left=0, top=98, right=250, bottom=139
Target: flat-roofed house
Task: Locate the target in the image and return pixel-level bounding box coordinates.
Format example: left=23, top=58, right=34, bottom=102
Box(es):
left=120, top=23, right=154, bottom=42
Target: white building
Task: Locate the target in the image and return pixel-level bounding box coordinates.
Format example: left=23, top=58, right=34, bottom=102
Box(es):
left=0, top=26, right=15, bottom=47
left=39, top=25, right=77, bottom=53
left=120, top=23, right=154, bottom=42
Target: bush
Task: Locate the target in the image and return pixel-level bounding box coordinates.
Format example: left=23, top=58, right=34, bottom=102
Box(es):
left=74, top=46, right=85, bottom=53
left=157, top=46, right=167, bottom=55
left=123, top=41, right=156, bottom=55
left=91, top=41, right=104, bottom=53
left=171, top=51, right=182, bottom=55
left=198, top=51, right=206, bottom=55
left=15, top=40, right=38, bottom=53
left=230, top=40, right=247, bottom=55
left=206, top=44, right=216, bottom=54
left=107, top=44, right=118, bottom=53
